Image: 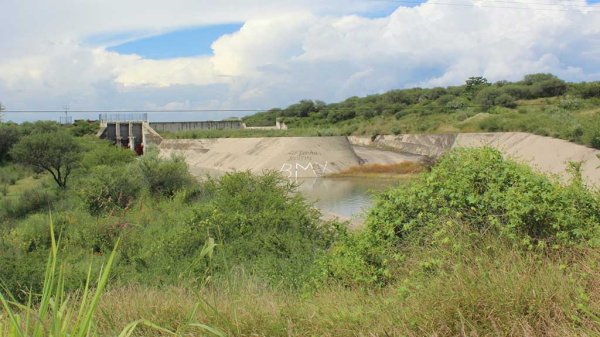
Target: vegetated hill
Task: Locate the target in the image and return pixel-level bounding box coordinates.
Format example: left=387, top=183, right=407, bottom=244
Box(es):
left=243, top=73, right=600, bottom=148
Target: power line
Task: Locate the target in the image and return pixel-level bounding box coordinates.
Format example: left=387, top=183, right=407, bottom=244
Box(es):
left=487, top=0, right=596, bottom=8
left=372, top=0, right=600, bottom=12
left=0, top=101, right=582, bottom=114
left=2, top=109, right=267, bottom=113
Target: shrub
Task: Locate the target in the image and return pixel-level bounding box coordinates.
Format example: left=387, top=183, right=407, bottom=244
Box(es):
left=530, top=78, right=567, bottom=98
left=78, top=165, right=143, bottom=216
left=69, top=119, right=99, bottom=136
left=571, top=81, right=600, bottom=98
left=390, top=124, right=403, bottom=135
left=494, top=93, right=517, bottom=108
left=185, top=172, right=339, bottom=286
left=475, top=87, right=502, bottom=110
left=136, top=148, right=195, bottom=197
left=5, top=188, right=56, bottom=218
left=0, top=123, right=21, bottom=163
left=325, top=148, right=600, bottom=285
left=591, top=135, right=600, bottom=150
left=372, top=148, right=599, bottom=244
left=446, top=97, right=470, bottom=110
left=81, top=139, right=136, bottom=169
left=559, top=96, right=583, bottom=110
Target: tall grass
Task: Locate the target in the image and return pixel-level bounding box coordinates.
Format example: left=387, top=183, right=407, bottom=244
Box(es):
left=0, top=219, right=223, bottom=337
left=0, top=217, right=120, bottom=337
left=94, top=226, right=600, bottom=336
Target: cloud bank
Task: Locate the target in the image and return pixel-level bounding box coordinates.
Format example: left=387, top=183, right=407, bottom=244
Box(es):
left=1, top=0, right=599, bottom=118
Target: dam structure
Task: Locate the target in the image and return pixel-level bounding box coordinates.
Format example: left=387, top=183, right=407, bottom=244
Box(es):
left=149, top=120, right=243, bottom=133
left=95, top=117, right=600, bottom=187
left=96, top=113, right=163, bottom=154
left=96, top=115, right=285, bottom=154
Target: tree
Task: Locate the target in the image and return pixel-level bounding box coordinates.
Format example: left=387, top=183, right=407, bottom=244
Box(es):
left=0, top=123, right=21, bottom=162
left=476, top=87, right=517, bottom=110
left=10, top=131, right=82, bottom=188
left=0, top=102, right=5, bottom=123
left=465, top=76, right=490, bottom=97
left=522, top=73, right=567, bottom=98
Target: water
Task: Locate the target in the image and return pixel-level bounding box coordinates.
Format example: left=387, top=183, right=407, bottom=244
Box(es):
left=296, top=177, right=408, bottom=222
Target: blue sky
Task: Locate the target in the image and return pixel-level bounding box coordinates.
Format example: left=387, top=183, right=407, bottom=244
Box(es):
left=108, top=24, right=243, bottom=59
left=104, top=0, right=600, bottom=61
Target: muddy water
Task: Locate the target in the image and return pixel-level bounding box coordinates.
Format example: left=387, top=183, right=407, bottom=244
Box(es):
left=295, top=177, right=410, bottom=222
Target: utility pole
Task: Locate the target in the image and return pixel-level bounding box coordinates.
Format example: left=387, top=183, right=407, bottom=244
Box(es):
left=0, top=102, right=5, bottom=123
left=63, top=104, right=70, bottom=124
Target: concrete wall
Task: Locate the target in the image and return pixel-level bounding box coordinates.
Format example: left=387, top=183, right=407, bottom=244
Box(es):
left=149, top=121, right=243, bottom=133
left=97, top=122, right=163, bottom=153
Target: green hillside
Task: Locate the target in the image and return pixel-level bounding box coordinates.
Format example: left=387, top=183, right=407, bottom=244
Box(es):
left=243, top=74, right=600, bottom=147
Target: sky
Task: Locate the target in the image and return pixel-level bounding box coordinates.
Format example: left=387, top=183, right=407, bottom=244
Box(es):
left=1, top=0, right=600, bottom=122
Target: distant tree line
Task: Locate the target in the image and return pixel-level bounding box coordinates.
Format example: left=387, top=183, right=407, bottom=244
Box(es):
left=243, top=73, right=599, bottom=126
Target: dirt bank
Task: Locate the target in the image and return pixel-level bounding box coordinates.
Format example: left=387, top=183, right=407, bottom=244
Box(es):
left=159, top=132, right=600, bottom=188
left=159, top=137, right=361, bottom=178
left=349, top=132, right=600, bottom=188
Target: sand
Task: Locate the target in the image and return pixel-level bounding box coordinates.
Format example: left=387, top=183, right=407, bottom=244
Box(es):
left=159, top=137, right=361, bottom=178
left=159, top=132, right=600, bottom=189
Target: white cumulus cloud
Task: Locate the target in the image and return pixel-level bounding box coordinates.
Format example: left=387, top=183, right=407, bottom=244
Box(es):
left=0, top=0, right=599, bottom=116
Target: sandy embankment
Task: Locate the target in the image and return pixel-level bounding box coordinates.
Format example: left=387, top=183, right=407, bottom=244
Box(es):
left=158, top=132, right=600, bottom=226
left=159, top=137, right=362, bottom=178
left=349, top=132, right=600, bottom=189
left=159, top=133, right=600, bottom=188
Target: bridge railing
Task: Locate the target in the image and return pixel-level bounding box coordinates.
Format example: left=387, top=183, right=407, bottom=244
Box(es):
left=99, top=113, right=148, bottom=123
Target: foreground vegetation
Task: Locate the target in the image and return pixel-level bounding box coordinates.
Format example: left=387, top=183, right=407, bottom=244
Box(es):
left=1, top=122, right=599, bottom=336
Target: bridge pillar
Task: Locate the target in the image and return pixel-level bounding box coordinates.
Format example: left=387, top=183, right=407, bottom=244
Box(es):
left=128, top=122, right=135, bottom=151
left=115, top=122, right=121, bottom=144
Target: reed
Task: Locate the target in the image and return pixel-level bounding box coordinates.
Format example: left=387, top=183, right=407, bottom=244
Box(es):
left=328, top=161, right=425, bottom=177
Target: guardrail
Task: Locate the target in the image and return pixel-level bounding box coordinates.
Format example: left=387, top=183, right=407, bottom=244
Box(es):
left=99, top=113, right=148, bottom=123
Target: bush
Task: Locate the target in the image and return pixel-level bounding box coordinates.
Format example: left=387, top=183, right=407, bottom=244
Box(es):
left=325, top=148, right=600, bottom=285
left=529, top=78, right=567, bottom=98
left=69, top=119, right=99, bottom=136
left=571, top=81, right=600, bottom=98
left=78, top=165, right=143, bottom=216
left=445, top=97, right=470, bottom=110
left=136, top=149, right=195, bottom=197
left=476, top=88, right=517, bottom=110
left=559, top=96, right=583, bottom=110
left=494, top=93, right=517, bottom=108
left=373, top=148, right=599, bottom=244
left=0, top=188, right=57, bottom=219
left=0, top=123, right=21, bottom=163
left=81, top=140, right=136, bottom=169
left=591, top=135, right=600, bottom=150
left=0, top=164, right=29, bottom=185
left=185, top=172, right=339, bottom=286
